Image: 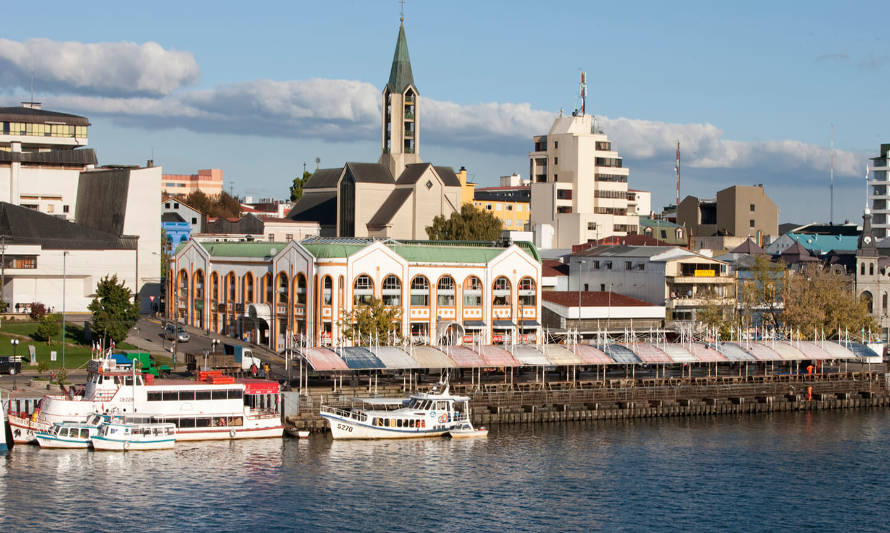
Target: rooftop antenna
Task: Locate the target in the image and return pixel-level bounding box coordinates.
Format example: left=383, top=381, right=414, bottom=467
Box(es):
left=829, top=124, right=835, bottom=225
left=29, top=71, right=34, bottom=104
left=302, top=161, right=307, bottom=175
left=865, top=161, right=870, bottom=213
left=578, top=71, right=587, bottom=116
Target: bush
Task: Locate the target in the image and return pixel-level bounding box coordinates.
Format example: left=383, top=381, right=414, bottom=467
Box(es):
left=34, top=313, right=62, bottom=343
left=30, top=302, right=47, bottom=320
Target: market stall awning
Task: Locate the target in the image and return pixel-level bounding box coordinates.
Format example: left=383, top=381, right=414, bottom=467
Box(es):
left=298, top=347, right=350, bottom=371
left=442, top=345, right=486, bottom=368
left=631, top=343, right=673, bottom=363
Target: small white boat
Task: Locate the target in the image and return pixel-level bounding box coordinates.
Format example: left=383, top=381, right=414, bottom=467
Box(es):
left=449, top=423, right=488, bottom=439
left=320, top=382, right=474, bottom=440
left=92, top=418, right=176, bottom=451
left=297, top=430, right=310, bottom=439
left=1, top=392, right=9, bottom=454
left=35, top=417, right=102, bottom=449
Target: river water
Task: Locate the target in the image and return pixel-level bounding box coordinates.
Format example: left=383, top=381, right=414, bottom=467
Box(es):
left=3, top=409, right=890, bottom=532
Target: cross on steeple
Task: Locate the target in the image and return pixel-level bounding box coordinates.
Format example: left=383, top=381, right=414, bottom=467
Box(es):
left=400, top=0, right=406, bottom=22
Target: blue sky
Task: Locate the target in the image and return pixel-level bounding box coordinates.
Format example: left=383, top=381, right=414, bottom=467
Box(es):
left=2, top=0, right=887, bottom=223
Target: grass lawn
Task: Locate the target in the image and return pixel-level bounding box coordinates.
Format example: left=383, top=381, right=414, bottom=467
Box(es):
left=0, top=320, right=137, bottom=370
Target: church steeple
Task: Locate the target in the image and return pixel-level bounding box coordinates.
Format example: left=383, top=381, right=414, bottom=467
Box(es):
left=859, top=208, right=878, bottom=256
left=379, top=19, right=421, bottom=178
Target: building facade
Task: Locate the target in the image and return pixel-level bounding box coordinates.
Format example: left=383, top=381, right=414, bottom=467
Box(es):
left=168, top=239, right=542, bottom=352
left=162, top=168, right=223, bottom=197
left=678, top=184, right=778, bottom=244
left=869, top=144, right=890, bottom=238
left=854, top=211, right=890, bottom=339
left=473, top=185, right=530, bottom=232
left=528, top=112, right=642, bottom=248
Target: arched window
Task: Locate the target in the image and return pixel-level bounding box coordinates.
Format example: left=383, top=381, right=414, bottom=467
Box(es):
left=243, top=273, right=253, bottom=303
left=262, top=273, right=273, bottom=303
left=437, top=276, right=455, bottom=307
left=410, top=276, right=429, bottom=306
left=277, top=272, right=289, bottom=304
left=227, top=273, right=237, bottom=302
left=210, top=272, right=219, bottom=302
left=493, top=277, right=511, bottom=306
left=883, top=292, right=888, bottom=313
left=518, top=277, right=536, bottom=306
left=178, top=270, right=189, bottom=301
left=861, top=263, right=866, bottom=276
left=463, top=276, right=482, bottom=307
left=194, top=270, right=204, bottom=300
left=323, top=276, right=333, bottom=306
left=862, top=291, right=874, bottom=314
left=870, top=263, right=875, bottom=276
left=354, top=275, right=374, bottom=306
left=295, top=273, right=307, bottom=305
left=382, top=275, right=401, bottom=306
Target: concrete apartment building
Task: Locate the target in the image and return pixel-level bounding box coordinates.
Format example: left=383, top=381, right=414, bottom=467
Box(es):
left=528, top=111, right=642, bottom=249
left=473, top=185, right=530, bottom=232
left=162, top=168, right=223, bottom=197
left=869, top=144, right=890, bottom=238
left=677, top=185, right=778, bottom=247
left=568, top=245, right=735, bottom=321
left=288, top=20, right=463, bottom=240
left=0, top=103, right=160, bottom=311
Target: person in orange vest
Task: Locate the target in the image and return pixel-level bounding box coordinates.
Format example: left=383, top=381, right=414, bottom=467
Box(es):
left=806, top=364, right=814, bottom=375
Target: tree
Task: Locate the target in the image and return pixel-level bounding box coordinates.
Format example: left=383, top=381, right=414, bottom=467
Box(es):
left=160, top=228, right=171, bottom=279
left=340, top=298, right=402, bottom=345
left=290, top=171, right=311, bottom=202
left=88, top=275, right=139, bottom=344
left=29, top=302, right=47, bottom=320
left=184, top=190, right=241, bottom=219
left=739, top=255, right=787, bottom=328
left=34, top=313, right=62, bottom=344
left=781, top=264, right=877, bottom=337
left=426, top=204, right=503, bottom=241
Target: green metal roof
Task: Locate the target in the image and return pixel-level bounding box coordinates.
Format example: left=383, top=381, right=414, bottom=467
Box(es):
left=194, top=239, right=541, bottom=265
left=386, top=23, right=415, bottom=94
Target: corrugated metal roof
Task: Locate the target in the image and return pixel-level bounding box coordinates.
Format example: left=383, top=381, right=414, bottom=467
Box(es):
left=745, top=343, right=784, bottom=361
left=631, top=343, right=673, bottom=363
left=539, top=344, right=582, bottom=366
left=410, top=346, right=456, bottom=368
left=715, top=343, right=757, bottom=361
left=333, top=347, right=385, bottom=369
left=442, top=346, right=485, bottom=368
left=770, top=342, right=807, bottom=360
left=660, top=344, right=697, bottom=363
left=367, top=346, right=418, bottom=369
left=513, top=345, right=551, bottom=366
left=688, top=344, right=727, bottom=362
left=205, top=242, right=285, bottom=258
left=601, top=344, right=641, bottom=363
left=477, top=345, right=520, bottom=367
left=297, top=347, right=349, bottom=371
left=574, top=344, right=612, bottom=364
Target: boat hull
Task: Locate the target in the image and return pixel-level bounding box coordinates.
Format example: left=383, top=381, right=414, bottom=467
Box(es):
left=91, top=436, right=175, bottom=451
left=35, top=434, right=92, bottom=449
left=8, top=414, right=49, bottom=444
left=449, top=429, right=488, bottom=439
left=322, top=413, right=450, bottom=440
left=173, top=424, right=283, bottom=441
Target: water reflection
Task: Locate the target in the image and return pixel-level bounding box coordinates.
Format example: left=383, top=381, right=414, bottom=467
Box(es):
left=2, top=411, right=890, bottom=532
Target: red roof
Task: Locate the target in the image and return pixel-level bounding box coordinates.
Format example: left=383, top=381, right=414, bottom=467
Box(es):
left=542, top=291, right=657, bottom=308
left=541, top=259, right=569, bottom=277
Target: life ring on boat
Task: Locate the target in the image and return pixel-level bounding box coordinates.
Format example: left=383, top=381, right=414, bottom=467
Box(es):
left=230, top=428, right=236, bottom=438
left=438, top=414, right=448, bottom=424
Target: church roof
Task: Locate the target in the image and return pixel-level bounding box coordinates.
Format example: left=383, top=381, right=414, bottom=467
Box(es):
left=287, top=190, right=337, bottom=226
left=367, top=188, right=414, bottom=228
left=303, top=168, right=342, bottom=189
left=395, top=163, right=432, bottom=185
left=386, top=22, right=415, bottom=94
left=730, top=238, right=766, bottom=255
left=346, top=162, right=395, bottom=184
left=433, top=166, right=461, bottom=187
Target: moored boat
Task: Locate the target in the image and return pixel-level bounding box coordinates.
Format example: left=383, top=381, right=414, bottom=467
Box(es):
left=320, top=383, right=475, bottom=440
left=449, top=423, right=488, bottom=439
left=35, top=417, right=103, bottom=449
left=91, top=418, right=176, bottom=451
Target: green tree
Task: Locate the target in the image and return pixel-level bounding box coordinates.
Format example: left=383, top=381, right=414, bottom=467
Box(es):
left=426, top=204, right=503, bottom=241
left=781, top=264, right=877, bottom=337
left=34, top=313, right=62, bottom=344
left=88, top=275, right=139, bottom=344
left=290, top=171, right=311, bottom=202
left=160, top=228, right=171, bottom=279
left=184, top=190, right=241, bottom=218
left=340, top=297, right=402, bottom=345
left=739, top=255, right=787, bottom=328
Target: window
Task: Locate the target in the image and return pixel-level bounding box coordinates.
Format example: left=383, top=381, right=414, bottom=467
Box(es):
left=437, top=276, right=455, bottom=307
left=493, top=277, right=511, bottom=306
left=554, top=157, right=558, bottom=165
left=554, top=141, right=558, bottom=148
left=518, top=278, right=536, bottom=306
left=192, top=217, right=198, bottom=225
left=382, top=275, right=401, bottom=306
left=600, top=284, right=606, bottom=291
left=625, top=261, right=633, bottom=270
left=264, top=273, right=273, bottom=303
left=323, top=276, right=333, bottom=306
left=277, top=273, right=288, bottom=304
left=295, top=274, right=307, bottom=305
left=174, top=203, right=179, bottom=209
left=268, top=234, right=275, bottom=241
left=464, top=276, right=482, bottom=306
left=47, top=204, right=54, bottom=213
left=63, top=205, right=69, bottom=213
left=486, top=204, right=492, bottom=210
left=593, top=261, right=600, bottom=269
left=410, top=276, right=429, bottom=306
left=750, top=204, right=756, bottom=212
left=354, top=275, right=374, bottom=306
left=242, top=273, right=252, bottom=303
left=507, top=205, right=513, bottom=211
left=749, top=220, right=755, bottom=228
left=286, top=234, right=293, bottom=241
left=605, top=261, right=613, bottom=270
left=164, top=202, right=170, bottom=209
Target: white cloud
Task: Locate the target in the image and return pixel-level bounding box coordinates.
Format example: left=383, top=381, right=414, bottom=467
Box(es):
left=0, top=38, right=199, bottom=96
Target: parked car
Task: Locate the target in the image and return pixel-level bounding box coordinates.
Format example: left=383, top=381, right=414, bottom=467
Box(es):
left=0, top=355, right=23, bottom=375
left=164, top=324, right=190, bottom=343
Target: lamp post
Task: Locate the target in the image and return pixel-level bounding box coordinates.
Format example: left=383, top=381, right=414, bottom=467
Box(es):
left=10, top=338, right=18, bottom=390
left=61, top=250, right=68, bottom=370
left=577, top=260, right=587, bottom=336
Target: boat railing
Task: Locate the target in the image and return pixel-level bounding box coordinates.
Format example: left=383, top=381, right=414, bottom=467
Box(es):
left=452, top=413, right=470, bottom=424
left=320, top=405, right=368, bottom=423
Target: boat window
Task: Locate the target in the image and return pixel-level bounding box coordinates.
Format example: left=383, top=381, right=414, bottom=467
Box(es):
left=124, top=376, right=134, bottom=386
left=179, top=390, right=196, bottom=401
left=212, top=390, right=228, bottom=400
left=196, top=390, right=211, bottom=401
left=409, top=420, right=415, bottom=428
left=437, top=401, right=448, bottom=410
left=195, top=418, right=211, bottom=427
left=179, top=418, right=195, bottom=428
left=58, top=428, right=67, bottom=437
left=80, top=428, right=89, bottom=438
left=228, top=389, right=243, bottom=400
left=162, top=391, right=179, bottom=401
left=147, top=391, right=163, bottom=401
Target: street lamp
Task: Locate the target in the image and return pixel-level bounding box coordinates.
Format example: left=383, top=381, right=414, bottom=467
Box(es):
left=577, top=260, right=587, bottom=337
left=10, top=338, right=18, bottom=390
left=61, top=250, right=69, bottom=370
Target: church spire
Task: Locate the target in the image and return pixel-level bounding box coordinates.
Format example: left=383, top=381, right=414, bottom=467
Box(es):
left=386, top=22, right=415, bottom=94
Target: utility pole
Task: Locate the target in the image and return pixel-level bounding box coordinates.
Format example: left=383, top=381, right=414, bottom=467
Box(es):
left=1, top=235, right=6, bottom=312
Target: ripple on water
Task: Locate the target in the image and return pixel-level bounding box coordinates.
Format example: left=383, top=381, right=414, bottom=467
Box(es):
left=3, top=411, right=890, bottom=532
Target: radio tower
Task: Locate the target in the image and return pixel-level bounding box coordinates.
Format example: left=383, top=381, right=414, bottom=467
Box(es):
left=829, top=124, right=835, bottom=225
left=675, top=141, right=681, bottom=212
left=578, top=71, right=587, bottom=116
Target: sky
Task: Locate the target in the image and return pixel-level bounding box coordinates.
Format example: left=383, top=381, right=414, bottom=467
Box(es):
left=1, top=0, right=887, bottom=224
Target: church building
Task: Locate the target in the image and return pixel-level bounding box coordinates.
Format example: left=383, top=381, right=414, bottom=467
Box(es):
left=288, top=20, right=463, bottom=239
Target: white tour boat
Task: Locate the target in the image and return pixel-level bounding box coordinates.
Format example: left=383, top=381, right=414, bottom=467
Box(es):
left=92, top=417, right=176, bottom=451
left=8, top=355, right=283, bottom=443
left=320, top=383, right=478, bottom=440
left=35, top=416, right=103, bottom=449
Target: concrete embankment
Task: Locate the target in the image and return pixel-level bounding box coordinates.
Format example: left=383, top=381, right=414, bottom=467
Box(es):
left=287, top=373, right=890, bottom=432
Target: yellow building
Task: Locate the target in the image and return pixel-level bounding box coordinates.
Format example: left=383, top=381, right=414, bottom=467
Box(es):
left=473, top=186, right=530, bottom=231
left=456, top=166, right=476, bottom=205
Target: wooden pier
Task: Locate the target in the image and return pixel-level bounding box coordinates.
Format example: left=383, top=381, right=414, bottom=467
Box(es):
left=286, top=371, right=890, bottom=432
